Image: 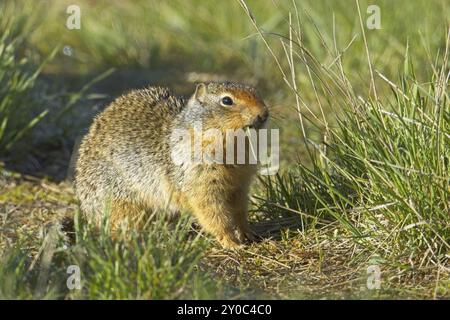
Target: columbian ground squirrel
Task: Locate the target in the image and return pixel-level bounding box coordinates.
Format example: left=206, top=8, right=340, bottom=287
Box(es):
left=75, top=82, right=269, bottom=249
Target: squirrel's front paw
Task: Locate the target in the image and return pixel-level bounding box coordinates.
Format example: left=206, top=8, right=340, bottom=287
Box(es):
left=218, top=235, right=243, bottom=250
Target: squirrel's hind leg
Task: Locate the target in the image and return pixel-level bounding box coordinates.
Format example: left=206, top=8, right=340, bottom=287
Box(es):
left=109, top=199, right=149, bottom=231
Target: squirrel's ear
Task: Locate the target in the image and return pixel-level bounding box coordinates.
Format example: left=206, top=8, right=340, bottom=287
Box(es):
left=194, top=83, right=207, bottom=102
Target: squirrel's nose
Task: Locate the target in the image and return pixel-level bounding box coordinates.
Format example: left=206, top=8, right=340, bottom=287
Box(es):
left=259, top=110, right=269, bottom=122
left=252, top=110, right=269, bottom=128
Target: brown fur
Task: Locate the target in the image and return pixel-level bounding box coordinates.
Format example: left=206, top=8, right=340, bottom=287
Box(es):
left=75, top=82, right=268, bottom=249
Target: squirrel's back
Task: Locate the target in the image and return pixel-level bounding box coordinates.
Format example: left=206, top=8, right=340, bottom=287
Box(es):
left=75, top=86, right=186, bottom=223
left=79, top=86, right=185, bottom=161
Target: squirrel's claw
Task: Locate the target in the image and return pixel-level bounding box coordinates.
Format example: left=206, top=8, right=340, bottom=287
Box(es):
left=236, top=226, right=259, bottom=244
left=219, top=236, right=243, bottom=250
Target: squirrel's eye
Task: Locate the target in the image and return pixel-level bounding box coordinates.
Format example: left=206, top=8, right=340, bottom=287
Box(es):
left=221, top=96, right=233, bottom=106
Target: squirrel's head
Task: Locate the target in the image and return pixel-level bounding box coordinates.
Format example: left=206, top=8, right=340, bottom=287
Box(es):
left=187, top=81, right=269, bottom=131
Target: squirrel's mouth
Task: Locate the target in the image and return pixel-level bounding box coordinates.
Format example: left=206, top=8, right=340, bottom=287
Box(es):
left=246, top=114, right=268, bottom=130
left=245, top=123, right=263, bottom=130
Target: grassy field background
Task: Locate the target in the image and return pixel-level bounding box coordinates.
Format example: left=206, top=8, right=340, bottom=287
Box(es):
left=0, top=0, right=448, bottom=299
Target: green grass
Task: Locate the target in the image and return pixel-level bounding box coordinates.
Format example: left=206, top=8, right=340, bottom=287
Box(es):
left=70, top=211, right=218, bottom=300
left=21, top=0, right=448, bottom=89
left=0, top=3, right=108, bottom=157
left=0, top=4, right=53, bottom=153
left=0, top=211, right=231, bottom=300
left=0, top=0, right=448, bottom=299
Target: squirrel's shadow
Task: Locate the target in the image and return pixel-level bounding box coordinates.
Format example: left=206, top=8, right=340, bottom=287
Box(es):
left=249, top=216, right=303, bottom=242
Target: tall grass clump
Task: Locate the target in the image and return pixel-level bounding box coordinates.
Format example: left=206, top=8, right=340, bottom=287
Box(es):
left=299, top=56, right=450, bottom=263
left=0, top=3, right=56, bottom=153
left=242, top=0, right=449, bottom=267
left=69, top=211, right=216, bottom=299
